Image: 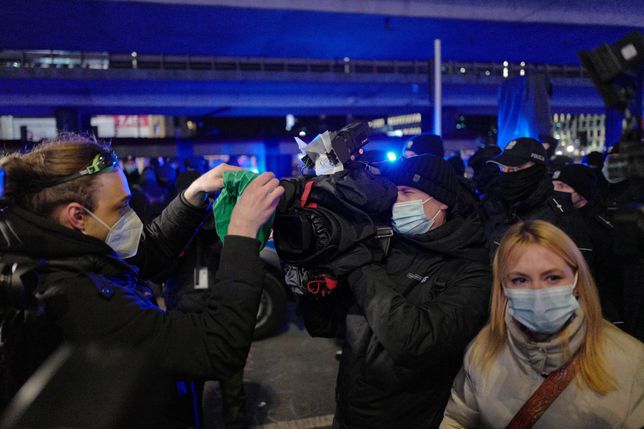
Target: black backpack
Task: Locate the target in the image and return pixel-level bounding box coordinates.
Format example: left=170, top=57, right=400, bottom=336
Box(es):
left=0, top=255, right=62, bottom=410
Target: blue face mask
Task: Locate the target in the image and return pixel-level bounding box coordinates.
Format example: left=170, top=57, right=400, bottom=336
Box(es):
left=504, top=274, right=579, bottom=334
left=391, top=197, right=440, bottom=235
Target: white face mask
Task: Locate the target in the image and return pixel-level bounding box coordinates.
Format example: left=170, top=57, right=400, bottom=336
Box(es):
left=504, top=273, right=579, bottom=334
left=391, top=197, right=440, bottom=235
left=601, top=154, right=627, bottom=184
left=84, top=207, right=143, bottom=259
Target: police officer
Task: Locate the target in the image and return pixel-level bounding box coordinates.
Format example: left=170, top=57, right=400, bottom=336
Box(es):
left=483, top=137, right=593, bottom=263
left=552, top=163, right=623, bottom=323
left=467, top=144, right=501, bottom=200
left=583, top=150, right=610, bottom=201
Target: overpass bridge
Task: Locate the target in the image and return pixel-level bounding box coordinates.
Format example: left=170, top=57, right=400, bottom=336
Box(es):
left=0, top=51, right=606, bottom=117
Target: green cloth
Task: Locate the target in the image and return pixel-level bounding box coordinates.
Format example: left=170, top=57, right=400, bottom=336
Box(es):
left=214, top=170, right=274, bottom=249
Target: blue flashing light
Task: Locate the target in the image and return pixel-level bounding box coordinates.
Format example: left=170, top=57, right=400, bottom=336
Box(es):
left=386, top=152, right=398, bottom=162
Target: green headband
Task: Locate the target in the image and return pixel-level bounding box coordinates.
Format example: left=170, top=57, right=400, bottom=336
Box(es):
left=28, top=150, right=120, bottom=192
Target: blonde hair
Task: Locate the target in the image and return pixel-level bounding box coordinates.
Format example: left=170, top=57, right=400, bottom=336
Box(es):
left=0, top=133, right=111, bottom=217
left=470, top=220, right=616, bottom=394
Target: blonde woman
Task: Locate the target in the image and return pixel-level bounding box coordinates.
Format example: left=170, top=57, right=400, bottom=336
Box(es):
left=440, top=220, right=643, bottom=429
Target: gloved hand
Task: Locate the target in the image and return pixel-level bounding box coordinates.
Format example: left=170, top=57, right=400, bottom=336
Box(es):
left=322, top=237, right=386, bottom=279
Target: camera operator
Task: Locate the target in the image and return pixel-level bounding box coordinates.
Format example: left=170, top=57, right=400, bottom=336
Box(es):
left=0, top=134, right=283, bottom=426
left=300, top=154, right=491, bottom=429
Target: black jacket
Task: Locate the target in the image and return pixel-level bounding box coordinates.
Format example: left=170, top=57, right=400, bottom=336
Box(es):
left=483, top=177, right=593, bottom=263
left=0, top=195, right=264, bottom=408
left=301, top=213, right=491, bottom=429
left=163, top=226, right=223, bottom=313
left=578, top=202, right=623, bottom=322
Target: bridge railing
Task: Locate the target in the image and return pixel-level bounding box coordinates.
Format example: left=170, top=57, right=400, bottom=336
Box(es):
left=0, top=50, right=590, bottom=80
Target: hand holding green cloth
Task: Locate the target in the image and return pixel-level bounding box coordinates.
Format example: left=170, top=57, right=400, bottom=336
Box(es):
left=214, top=170, right=275, bottom=249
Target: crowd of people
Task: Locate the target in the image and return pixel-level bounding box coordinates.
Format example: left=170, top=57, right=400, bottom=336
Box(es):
left=0, top=131, right=641, bottom=428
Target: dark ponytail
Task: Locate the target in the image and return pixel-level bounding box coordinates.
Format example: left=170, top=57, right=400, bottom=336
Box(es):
left=0, top=133, right=112, bottom=217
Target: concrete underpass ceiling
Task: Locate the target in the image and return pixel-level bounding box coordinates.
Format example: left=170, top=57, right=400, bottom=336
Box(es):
left=3, top=0, right=642, bottom=63
left=1, top=0, right=643, bottom=116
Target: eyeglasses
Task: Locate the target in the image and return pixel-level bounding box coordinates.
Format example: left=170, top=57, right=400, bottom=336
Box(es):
left=30, top=150, right=120, bottom=191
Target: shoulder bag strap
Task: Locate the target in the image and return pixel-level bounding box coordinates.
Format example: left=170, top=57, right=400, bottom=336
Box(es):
left=506, top=354, right=578, bottom=429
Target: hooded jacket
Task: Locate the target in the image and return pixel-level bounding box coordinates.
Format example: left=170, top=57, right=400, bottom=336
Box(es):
left=440, top=309, right=644, bottom=429
left=0, top=195, right=265, bottom=407
left=301, top=212, right=491, bottom=429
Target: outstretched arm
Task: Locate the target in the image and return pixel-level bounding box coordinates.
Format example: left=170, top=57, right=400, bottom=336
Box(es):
left=131, top=163, right=243, bottom=278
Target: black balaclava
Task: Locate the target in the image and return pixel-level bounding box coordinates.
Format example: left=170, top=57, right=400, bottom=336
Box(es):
left=499, top=164, right=546, bottom=204
left=552, top=190, right=574, bottom=207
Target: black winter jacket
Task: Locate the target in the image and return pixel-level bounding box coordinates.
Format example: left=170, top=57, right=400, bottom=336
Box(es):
left=0, top=195, right=264, bottom=407
left=301, top=213, right=491, bottom=429
left=483, top=177, right=593, bottom=263
left=578, top=202, right=623, bottom=322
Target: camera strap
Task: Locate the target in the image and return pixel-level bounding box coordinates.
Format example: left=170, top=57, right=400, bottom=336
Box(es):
left=306, top=275, right=337, bottom=297
left=300, top=180, right=317, bottom=209
left=375, top=226, right=393, bottom=257
left=284, top=265, right=337, bottom=298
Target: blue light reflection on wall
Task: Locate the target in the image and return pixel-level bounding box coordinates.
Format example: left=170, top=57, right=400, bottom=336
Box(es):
left=195, top=141, right=266, bottom=173
left=497, top=76, right=552, bottom=148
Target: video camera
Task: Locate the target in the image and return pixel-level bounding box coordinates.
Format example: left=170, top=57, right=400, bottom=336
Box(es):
left=275, top=122, right=397, bottom=297
left=579, top=31, right=644, bottom=341
left=578, top=31, right=644, bottom=182
left=300, top=122, right=371, bottom=170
